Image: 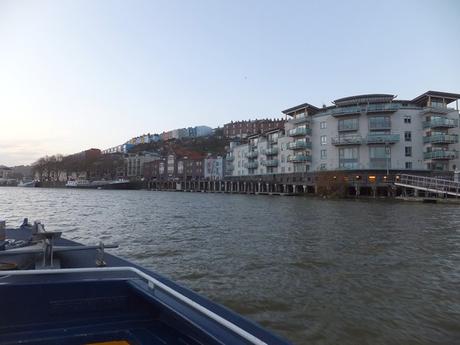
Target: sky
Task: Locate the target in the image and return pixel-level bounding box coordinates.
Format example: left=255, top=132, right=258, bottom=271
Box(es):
left=0, top=0, right=459, bottom=166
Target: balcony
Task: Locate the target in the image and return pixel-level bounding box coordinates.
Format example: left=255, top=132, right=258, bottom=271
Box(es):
left=338, top=124, right=359, bottom=132
left=423, top=134, right=459, bottom=144
left=365, top=134, right=400, bottom=144
left=423, top=117, right=458, bottom=129
left=422, top=106, right=456, bottom=114
left=366, top=103, right=400, bottom=114
left=261, top=159, right=279, bottom=167
left=289, top=114, right=310, bottom=124
left=424, top=150, right=458, bottom=160
left=245, top=151, right=258, bottom=159
left=288, top=127, right=312, bottom=137
left=288, top=154, right=312, bottom=163
left=263, top=147, right=279, bottom=155
left=244, top=162, right=259, bottom=169
left=332, top=136, right=363, bottom=146
left=287, top=141, right=312, bottom=150
left=329, top=105, right=363, bottom=117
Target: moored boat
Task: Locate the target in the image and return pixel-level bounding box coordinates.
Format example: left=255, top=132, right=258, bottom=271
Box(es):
left=0, top=219, right=291, bottom=345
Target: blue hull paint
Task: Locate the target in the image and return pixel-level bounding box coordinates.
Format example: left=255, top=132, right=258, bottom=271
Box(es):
left=0, top=227, right=291, bottom=345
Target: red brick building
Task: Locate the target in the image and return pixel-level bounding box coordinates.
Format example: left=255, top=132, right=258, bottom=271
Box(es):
left=223, top=118, right=285, bottom=139
left=143, top=148, right=206, bottom=181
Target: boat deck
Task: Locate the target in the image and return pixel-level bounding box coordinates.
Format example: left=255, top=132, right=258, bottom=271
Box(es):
left=0, top=227, right=290, bottom=345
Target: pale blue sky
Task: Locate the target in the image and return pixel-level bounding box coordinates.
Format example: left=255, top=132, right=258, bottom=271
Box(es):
left=0, top=0, right=459, bottom=165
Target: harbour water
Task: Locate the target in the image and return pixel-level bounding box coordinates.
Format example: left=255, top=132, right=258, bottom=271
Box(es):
left=0, top=187, right=459, bottom=345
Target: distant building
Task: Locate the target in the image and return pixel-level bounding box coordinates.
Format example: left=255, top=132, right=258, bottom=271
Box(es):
left=102, top=143, right=134, bottom=155
left=125, top=151, right=160, bottom=178
left=204, top=156, right=223, bottom=180
left=143, top=148, right=206, bottom=181
left=223, top=118, right=285, bottom=139
left=0, top=166, right=12, bottom=179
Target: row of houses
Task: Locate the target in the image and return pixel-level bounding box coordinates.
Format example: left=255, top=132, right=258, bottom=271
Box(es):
left=102, top=126, right=214, bottom=155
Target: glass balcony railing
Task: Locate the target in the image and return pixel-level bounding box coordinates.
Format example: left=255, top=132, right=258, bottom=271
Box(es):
left=329, top=105, right=362, bottom=116
left=366, top=103, right=400, bottom=113
left=365, top=134, right=400, bottom=144
left=423, top=117, right=458, bottom=129
left=424, top=150, right=458, bottom=160
left=261, top=159, right=278, bottom=167
left=329, top=103, right=399, bottom=117
left=245, top=151, right=258, bottom=159
left=338, top=123, right=359, bottom=131
left=332, top=136, right=363, bottom=145
left=290, top=113, right=310, bottom=124
left=287, top=141, right=312, bottom=150
left=288, top=127, right=312, bottom=137
left=244, top=162, right=259, bottom=169
left=423, top=134, right=459, bottom=144
left=422, top=106, right=456, bottom=114
left=263, top=147, right=279, bottom=155
left=287, top=154, right=312, bottom=163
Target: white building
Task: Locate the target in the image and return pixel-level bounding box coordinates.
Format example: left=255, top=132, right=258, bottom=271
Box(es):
left=125, top=152, right=160, bottom=178
left=204, top=157, right=224, bottom=180
left=227, top=91, right=460, bottom=176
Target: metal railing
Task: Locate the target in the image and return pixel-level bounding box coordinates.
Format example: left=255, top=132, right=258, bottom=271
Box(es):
left=423, top=117, right=458, bottom=129
left=396, top=174, right=460, bottom=197
left=245, top=151, right=258, bottom=159
left=287, top=141, right=312, bottom=150
left=332, top=136, right=363, bottom=145
left=244, top=162, right=259, bottom=169
left=423, top=134, right=459, bottom=144
left=262, top=147, right=278, bottom=155
left=365, top=134, right=400, bottom=144
left=287, top=154, right=312, bottom=163
left=0, top=267, right=267, bottom=345
left=261, top=159, right=279, bottom=167
left=288, top=127, right=311, bottom=137
left=423, top=150, right=458, bottom=160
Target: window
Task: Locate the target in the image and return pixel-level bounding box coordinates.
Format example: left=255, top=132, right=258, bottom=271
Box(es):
left=369, top=116, right=391, bottom=130
left=339, top=147, right=359, bottom=169
left=338, top=118, right=359, bottom=131
left=404, top=131, right=411, bottom=142
left=320, top=121, right=327, bottom=129
left=320, top=135, right=327, bottom=145
left=405, top=162, right=412, bottom=169
left=320, top=163, right=326, bottom=170
left=405, top=146, right=412, bottom=157
left=404, top=116, right=411, bottom=124
left=320, top=149, right=327, bottom=159
left=369, top=146, right=390, bottom=169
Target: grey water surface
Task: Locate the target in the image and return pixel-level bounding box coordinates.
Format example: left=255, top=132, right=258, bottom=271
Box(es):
left=0, top=187, right=459, bottom=345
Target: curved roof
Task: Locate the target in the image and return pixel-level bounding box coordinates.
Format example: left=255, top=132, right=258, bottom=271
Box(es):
left=333, top=94, right=395, bottom=106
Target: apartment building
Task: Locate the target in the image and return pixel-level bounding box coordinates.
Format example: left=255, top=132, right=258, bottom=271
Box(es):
left=227, top=91, right=460, bottom=176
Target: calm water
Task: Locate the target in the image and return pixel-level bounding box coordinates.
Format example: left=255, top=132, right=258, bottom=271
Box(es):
left=0, top=187, right=459, bottom=345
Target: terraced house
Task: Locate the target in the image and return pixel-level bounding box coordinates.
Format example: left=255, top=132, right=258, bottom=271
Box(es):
left=226, top=91, right=460, bottom=177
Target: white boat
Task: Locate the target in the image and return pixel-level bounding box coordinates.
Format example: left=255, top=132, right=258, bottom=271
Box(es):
left=18, top=180, right=37, bottom=187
